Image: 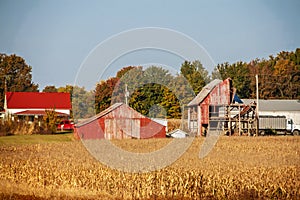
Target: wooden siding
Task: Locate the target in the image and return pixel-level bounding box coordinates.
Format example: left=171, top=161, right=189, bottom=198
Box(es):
left=74, top=103, right=166, bottom=140
left=188, top=78, right=233, bottom=136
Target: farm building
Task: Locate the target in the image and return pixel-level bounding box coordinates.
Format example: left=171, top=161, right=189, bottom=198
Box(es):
left=187, top=78, right=258, bottom=136
left=242, top=99, right=300, bottom=125
left=167, top=129, right=188, bottom=138
left=3, top=92, right=71, bottom=121
left=74, top=103, right=166, bottom=140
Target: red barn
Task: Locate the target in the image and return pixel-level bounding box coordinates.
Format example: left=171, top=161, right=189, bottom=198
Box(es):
left=187, top=78, right=234, bottom=136
left=74, top=103, right=166, bottom=140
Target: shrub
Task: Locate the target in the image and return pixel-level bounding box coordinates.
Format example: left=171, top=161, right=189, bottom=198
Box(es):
left=42, top=109, right=59, bottom=134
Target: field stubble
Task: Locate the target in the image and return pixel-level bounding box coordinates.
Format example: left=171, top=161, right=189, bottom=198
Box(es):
left=0, top=136, right=299, bottom=199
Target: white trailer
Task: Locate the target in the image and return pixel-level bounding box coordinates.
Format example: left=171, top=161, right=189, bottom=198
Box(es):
left=259, top=115, right=300, bottom=135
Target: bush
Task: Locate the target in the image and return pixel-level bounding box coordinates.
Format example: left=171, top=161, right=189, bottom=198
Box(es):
left=167, top=119, right=189, bottom=132
left=0, top=117, right=40, bottom=136
left=0, top=111, right=61, bottom=136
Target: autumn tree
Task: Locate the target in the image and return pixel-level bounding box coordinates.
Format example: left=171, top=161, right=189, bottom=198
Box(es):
left=214, top=48, right=300, bottom=99
left=249, top=50, right=300, bottom=99
left=95, top=77, right=119, bottom=113
left=0, top=53, right=38, bottom=110
left=43, top=109, right=59, bottom=134
left=95, top=66, right=143, bottom=113
left=248, top=58, right=276, bottom=99
left=95, top=65, right=189, bottom=119
left=116, top=66, right=136, bottom=78
left=111, top=66, right=143, bottom=104
left=43, top=85, right=58, bottom=93
left=57, top=85, right=73, bottom=94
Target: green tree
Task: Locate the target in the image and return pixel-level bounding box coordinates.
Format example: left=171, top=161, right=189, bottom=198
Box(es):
left=95, top=65, right=187, bottom=119
left=129, top=83, right=165, bottom=116
left=126, top=66, right=175, bottom=118
left=0, top=53, right=38, bottom=110
left=214, top=61, right=251, bottom=98
left=180, top=60, right=210, bottom=95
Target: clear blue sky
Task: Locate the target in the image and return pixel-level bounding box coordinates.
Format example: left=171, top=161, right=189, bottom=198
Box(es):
left=0, top=0, right=299, bottom=90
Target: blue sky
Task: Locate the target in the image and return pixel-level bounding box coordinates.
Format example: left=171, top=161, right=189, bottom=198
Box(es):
left=0, top=0, right=299, bottom=90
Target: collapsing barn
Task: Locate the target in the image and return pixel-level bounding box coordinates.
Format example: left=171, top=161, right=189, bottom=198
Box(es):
left=187, top=78, right=258, bottom=136
left=74, top=103, right=166, bottom=139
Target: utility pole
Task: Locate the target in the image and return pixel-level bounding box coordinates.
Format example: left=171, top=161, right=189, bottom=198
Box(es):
left=3, top=75, right=10, bottom=120
left=255, top=74, right=259, bottom=136
left=3, top=75, right=11, bottom=94
left=4, top=76, right=7, bottom=95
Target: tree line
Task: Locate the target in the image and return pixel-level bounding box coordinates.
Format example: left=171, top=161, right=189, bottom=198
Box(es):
left=0, top=48, right=299, bottom=120
left=94, top=61, right=207, bottom=119
left=213, top=49, right=300, bottom=99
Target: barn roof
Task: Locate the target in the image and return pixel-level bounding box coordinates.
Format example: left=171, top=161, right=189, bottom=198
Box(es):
left=242, top=99, right=300, bottom=112
left=5, top=92, right=71, bottom=109
left=76, top=103, right=124, bottom=127
left=187, top=79, right=222, bottom=106
left=76, top=103, right=168, bottom=129
left=167, top=129, right=188, bottom=138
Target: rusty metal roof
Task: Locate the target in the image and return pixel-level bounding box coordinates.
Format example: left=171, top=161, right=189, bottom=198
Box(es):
left=76, top=103, right=123, bottom=127
left=187, top=79, right=222, bottom=106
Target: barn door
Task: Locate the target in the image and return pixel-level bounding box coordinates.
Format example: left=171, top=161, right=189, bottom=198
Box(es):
left=105, top=118, right=140, bottom=139
left=119, top=119, right=140, bottom=138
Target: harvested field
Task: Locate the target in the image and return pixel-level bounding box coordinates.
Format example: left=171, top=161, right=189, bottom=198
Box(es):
left=0, top=135, right=299, bottom=199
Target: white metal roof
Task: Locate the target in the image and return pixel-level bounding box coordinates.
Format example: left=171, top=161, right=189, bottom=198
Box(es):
left=167, top=129, right=188, bottom=138
left=242, top=99, right=300, bottom=112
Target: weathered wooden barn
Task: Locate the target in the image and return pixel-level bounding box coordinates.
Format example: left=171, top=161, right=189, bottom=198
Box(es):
left=187, top=78, right=234, bottom=136
left=74, top=103, right=166, bottom=139
left=187, top=78, right=258, bottom=136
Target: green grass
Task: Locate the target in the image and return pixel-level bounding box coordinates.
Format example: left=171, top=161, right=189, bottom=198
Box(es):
left=0, top=133, right=74, bottom=145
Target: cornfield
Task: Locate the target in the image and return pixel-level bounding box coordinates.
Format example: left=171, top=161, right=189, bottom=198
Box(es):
left=0, top=136, right=299, bottom=199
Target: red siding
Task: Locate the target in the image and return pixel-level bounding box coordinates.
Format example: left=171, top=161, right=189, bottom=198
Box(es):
left=201, top=97, right=210, bottom=124
left=74, top=119, right=104, bottom=140
left=140, top=118, right=166, bottom=139
left=209, top=78, right=231, bottom=105
left=74, top=103, right=166, bottom=140
left=200, top=78, right=232, bottom=126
